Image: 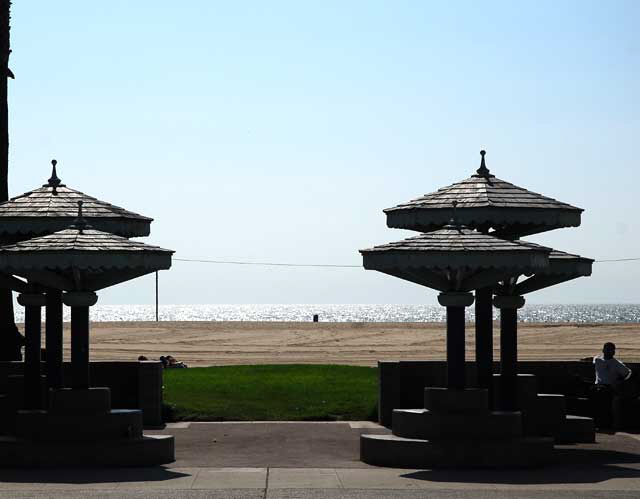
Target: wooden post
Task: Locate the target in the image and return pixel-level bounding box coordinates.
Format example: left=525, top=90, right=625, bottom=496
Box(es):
left=70, top=305, right=89, bottom=389
left=45, top=288, right=64, bottom=389
left=17, top=293, right=46, bottom=409
left=494, top=295, right=525, bottom=411
left=446, top=305, right=466, bottom=389
left=63, top=292, right=97, bottom=390
left=155, top=271, right=159, bottom=322
left=475, top=287, right=493, bottom=390
left=438, top=292, right=474, bottom=390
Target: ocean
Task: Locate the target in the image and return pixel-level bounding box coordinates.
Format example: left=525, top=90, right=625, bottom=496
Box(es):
left=13, top=304, right=640, bottom=323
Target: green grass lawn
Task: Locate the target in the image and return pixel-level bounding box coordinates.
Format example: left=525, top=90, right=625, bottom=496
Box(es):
left=162, top=364, right=378, bottom=421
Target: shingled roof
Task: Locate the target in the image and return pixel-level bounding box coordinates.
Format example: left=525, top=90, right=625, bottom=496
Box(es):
left=360, top=225, right=551, bottom=291
left=0, top=161, right=152, bottom=239
left=0, top=208, right=172, bottom=291
left=384, top=151, right=583, bottom=237
left=361, top=227, right=550, bottom=254
left=0, top=227, right=171, bottom=255
left=513, top=249, right=593, bottom=295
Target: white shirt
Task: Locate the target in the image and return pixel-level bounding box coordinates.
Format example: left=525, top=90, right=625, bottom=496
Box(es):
left=594, top=355, right=631, bottom=385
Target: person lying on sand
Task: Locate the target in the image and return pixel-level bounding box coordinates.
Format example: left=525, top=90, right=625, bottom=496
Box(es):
left=160, top=355, right=188, bottom=368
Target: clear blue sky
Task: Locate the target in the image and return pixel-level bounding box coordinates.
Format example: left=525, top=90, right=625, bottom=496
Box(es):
left=7, top=1, right=639, bottom=305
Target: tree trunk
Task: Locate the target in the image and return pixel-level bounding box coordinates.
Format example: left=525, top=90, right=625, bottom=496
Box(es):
left=0, top=1, right=21, bottom=361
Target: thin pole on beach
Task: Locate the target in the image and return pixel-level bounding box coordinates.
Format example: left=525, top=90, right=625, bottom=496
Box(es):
left=155, top=271, right=159, bottom=321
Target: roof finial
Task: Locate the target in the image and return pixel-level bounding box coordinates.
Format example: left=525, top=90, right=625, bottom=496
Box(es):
left=74, top=200, right=87, bottom=234
left=48, top=159, right=61, bottom=188
left=475, top=149, right=491, bottom=177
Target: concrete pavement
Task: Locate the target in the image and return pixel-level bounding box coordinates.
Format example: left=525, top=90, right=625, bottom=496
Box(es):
left=0, top=422, right=639, bottom=498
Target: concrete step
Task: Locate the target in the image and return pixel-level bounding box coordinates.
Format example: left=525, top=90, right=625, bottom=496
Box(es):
left=392, top=408, right=522, bottom=440
left=555, top=415, right=596, bottom=444
left=360, top=433, right=554, bottom=468
left=522, top=394, right=567, bottom=437
left=14, top=409, right=143, bottom=442
left=0, top=434, right=174, bottom=467
left=424, top=387, right=488, bottom=413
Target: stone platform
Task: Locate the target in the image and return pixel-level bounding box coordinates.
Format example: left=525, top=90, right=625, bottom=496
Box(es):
left=0, top=387, right=174, bottom=467
left=360, top=387, right=554, bottom=468
left=493, top=373, right=596, bottom=443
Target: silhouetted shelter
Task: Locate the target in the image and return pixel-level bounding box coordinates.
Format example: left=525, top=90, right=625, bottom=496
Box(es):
left=0, top=202, right=174, bottom=466
left=0, top=202, right=170, bottom=400
left=0, top=160, right=152, bottom=241
left=382, top=151, right=588, bottom=393
left=0, top=161, right=154, bottom=388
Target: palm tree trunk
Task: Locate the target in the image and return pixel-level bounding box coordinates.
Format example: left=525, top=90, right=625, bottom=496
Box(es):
left=0, top=1, right=21, bottom=361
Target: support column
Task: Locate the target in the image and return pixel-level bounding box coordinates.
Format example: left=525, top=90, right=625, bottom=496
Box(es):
left=474, top=287, right=493, bottom=390
left=493, top=295, right=525, bottom=411
left=438, top=292, right=474, bottom=390
left=62, top=291, right=98, bottom=390
left=17, top=292, right=46, bottom=409
left=45, top=288, right=64, bottom=390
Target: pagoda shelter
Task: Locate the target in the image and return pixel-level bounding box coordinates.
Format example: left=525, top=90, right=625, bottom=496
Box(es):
left=0, top=202, right=174, bottom=466
left=383, top=151, right=584, bottom=392
left=0, top=160, right=153, bottom=390
left=359, top=224, right=555, bottom=467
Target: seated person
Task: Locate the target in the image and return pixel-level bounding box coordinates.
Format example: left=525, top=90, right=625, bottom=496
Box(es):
left=590, top=342, right=632, bottom=429
left=594, top=342, right=632, bottom=386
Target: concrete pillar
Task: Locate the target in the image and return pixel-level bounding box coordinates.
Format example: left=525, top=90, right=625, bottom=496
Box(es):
left=17, top=292, right=46, bottom=409
left=62, top=291, right=98, bottom=390
left=45, top=288, right=64, bottom=390
left=493, top=294, right=525, bottom=411
left=474, top=287, right=493, bottom=390
left=438, top=292, right=474, bottom=390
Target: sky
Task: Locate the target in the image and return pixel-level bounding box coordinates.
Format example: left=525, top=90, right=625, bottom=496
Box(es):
left=6, top=1, right=639, bottom=305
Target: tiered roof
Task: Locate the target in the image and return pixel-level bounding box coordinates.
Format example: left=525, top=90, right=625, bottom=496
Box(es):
left=0, top=161, right=152, bottom=239
left=0, top=202, right=172, bottom=291
left=384, top=151, right=582, bottom=237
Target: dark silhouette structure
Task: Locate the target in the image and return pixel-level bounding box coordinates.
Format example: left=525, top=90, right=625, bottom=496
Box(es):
left=0, top=202, right=175, bottom=466
left=360, top=151, right=594, bottom=467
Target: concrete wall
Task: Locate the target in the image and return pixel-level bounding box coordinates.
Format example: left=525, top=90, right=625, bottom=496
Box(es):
left=378, top=360, right=640, bottom=428
left=0, top=361, right=164, bottom=428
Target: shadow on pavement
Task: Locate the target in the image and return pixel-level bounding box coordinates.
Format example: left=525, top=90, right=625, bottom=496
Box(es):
left=0, top=466, right=189, bottom=485
left=402, top=447, right=640, bottom=485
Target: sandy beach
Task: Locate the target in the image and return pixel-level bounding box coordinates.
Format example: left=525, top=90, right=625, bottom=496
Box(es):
left=36, top=321, right=640, bottom=367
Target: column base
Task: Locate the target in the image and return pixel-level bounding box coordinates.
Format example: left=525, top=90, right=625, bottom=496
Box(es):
left=0, top=385, right=175, bottom=467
